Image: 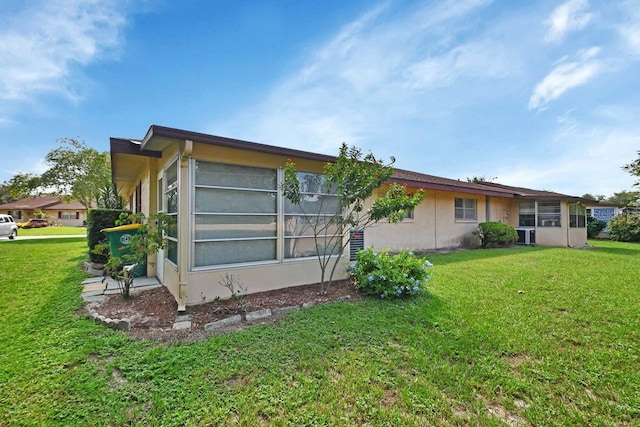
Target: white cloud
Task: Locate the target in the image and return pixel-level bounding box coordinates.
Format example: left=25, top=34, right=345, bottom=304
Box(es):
left=545, top=0, right=593, bottom=43
left=403, top=41, right=513, bottom=90
left=496, top=125, right=639, bottom=195
left=617, top=6, right=640, bottom=55
left=213, top=0, right=511, bottom=152
left=528, top=47, right=602, bottom=110
left=0, top=0, right=126, bottom=103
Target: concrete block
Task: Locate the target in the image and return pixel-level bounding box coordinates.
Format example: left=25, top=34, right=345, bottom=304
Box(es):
left=172, top=320, right=192, bottom=330
left=273, top=306, right=300, bottom=316
left=245, top=308, right=272, bottom=322
left=204, top=315, right=242, bottom=331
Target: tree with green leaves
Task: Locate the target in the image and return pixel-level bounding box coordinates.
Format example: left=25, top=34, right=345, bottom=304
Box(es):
left=0, top=172, right=41, bottom=203
left=623, top=151, right=640, bottom=186
left=40, top=138, right=111, bottom=209
left=606, top=190, right=639, bottom=207
left=282, top=143, right=425, bottom=294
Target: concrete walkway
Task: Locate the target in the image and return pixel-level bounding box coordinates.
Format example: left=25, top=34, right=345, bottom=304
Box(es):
left=81, top=275, right=162, bottom=303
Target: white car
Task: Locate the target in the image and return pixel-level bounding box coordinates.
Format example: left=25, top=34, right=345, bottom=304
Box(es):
left=0, top=214, right=18, bottom=239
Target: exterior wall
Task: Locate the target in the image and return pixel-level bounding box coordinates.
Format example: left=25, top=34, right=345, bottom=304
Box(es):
left=514, top=200, right=587, bottom=247
left=156, top=141, right=348, bottom=307
left=365, top=187, right=516, bottom=252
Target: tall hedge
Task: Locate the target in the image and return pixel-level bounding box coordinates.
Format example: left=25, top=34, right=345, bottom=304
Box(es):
left=86, top=208, right=129, bottom=263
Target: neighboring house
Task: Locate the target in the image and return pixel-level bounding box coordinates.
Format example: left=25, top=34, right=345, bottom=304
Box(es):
left=0, top=195, right=87, bottom=227
left=110, top=125, right=590, bottom=310
left=585, top=202, right=624, bottom=238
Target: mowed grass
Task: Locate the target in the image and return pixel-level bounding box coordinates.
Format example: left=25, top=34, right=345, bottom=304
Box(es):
left=0, top=239, right=638, bottom=426
left=17, top=226, right=86, bottom=236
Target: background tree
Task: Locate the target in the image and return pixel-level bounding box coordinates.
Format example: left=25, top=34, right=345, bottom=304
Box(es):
left=606, top=190, right=639, bottom=207
left=581, top=193, right=606, bottom=202
left=623, top=150, right=640, bottom=186
left=40, top=138, right=111, bottom=209
left=0, top=173, right=41, bottom=203
left=283, top=143, right=425, bottom=294
left=466, top=175, right=497, bottom=183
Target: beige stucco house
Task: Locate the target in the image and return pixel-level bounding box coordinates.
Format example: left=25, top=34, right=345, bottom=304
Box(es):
left=0, top=195, right=87, bottom=226
left=111, top=125, right=589, bottom=310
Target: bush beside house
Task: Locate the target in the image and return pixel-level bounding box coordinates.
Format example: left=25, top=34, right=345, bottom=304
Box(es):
left=475, top=222, right=518, bottom=248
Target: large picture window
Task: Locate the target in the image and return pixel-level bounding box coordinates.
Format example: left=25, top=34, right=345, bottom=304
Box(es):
left=569, top=204, right=586, bottom=228
left=455, top=198, right=477, bottom=221
left=285, top=172, right=340, bottom=258
left=538, top=201, right=561, bottom=227
left=193, top=161, right=277, bottom=267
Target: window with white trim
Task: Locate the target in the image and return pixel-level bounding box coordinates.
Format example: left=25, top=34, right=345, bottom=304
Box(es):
left=569, top=204, right=586, bottom=228
left=285, top=172, right=340, bottom=258
left=165, top=161, right=179, bottom=265
left=193, top=161, right=278, bottom=267
left=538, top=200, right=561, bottom=227
left=455, top=198, right=477, bottom=221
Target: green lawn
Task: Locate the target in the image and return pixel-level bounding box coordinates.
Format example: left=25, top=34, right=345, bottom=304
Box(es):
left=17, top=226, right=87, bottom=236
left=0, top=240, right=638, bottom=426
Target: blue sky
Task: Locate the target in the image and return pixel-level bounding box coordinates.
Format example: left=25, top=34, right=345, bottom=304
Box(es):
left=1, top=0, right=639, bottom=197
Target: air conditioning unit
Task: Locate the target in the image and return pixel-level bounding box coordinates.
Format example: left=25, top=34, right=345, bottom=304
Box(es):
left=516, top=228, right=535, bottom=245
left=349, top=229, right=364, bottom=260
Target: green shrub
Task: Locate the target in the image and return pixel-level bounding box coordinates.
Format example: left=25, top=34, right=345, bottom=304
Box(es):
left=475, top=222, right=518, bottom=248
left=86, top=208, right=129, bottom=263
left=608, top=213, right=640, bottom=242
left=587, top=216, right=607, bottom=238
left=347, top=248, right=432, bottom=299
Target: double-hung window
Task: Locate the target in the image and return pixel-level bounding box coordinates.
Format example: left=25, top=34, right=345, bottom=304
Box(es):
left=285, top=172, right=341, bottom=258
left=455, top=198, right=477, bottom=221
left=538, top=201, right=561, bottom=227
left=193, top=161, right=277, bottom=267
left=569, top=204, right=586, bottom=228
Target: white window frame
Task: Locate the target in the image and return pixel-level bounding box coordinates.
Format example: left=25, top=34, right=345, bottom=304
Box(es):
left=455, top=198, right=477, bottom=222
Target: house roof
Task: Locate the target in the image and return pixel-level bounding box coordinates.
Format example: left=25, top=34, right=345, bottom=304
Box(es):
left=0, top=195, right=85, bottom=210
left=111, top=124, right=591, bottom=202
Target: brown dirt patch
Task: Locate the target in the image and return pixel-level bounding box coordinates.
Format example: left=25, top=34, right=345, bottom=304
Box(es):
left=81, top=280, right=362, bottom=342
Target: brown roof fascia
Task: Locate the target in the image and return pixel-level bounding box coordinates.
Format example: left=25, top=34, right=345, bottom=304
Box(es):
left=141, top=125, right=336, bottom=163
left=110, top=137, right=162, bottom=158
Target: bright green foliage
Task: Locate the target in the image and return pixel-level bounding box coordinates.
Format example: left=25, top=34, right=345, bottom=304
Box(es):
left=587, top=216, right=607, bottom=238
left=1, top=239, right=640, bottom=425
left=348, top=248, right=432, bottom=299
left=0, top=172, right=41, bottom=203
left=283, top=143, right=425, bottom=293
left=608, top=213, right=640, bottom=242
left=40, top=138, right=111, bottom=209
left=475, top=221, right=518, bottom=248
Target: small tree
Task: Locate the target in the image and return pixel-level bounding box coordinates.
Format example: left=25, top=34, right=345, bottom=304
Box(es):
left=282, top=143, right=425, bottom=294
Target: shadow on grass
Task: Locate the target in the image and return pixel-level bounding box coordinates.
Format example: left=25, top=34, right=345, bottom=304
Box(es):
left=420, top=245, right=552, bottom=266
left=588, top=245, right=640, bottom=257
